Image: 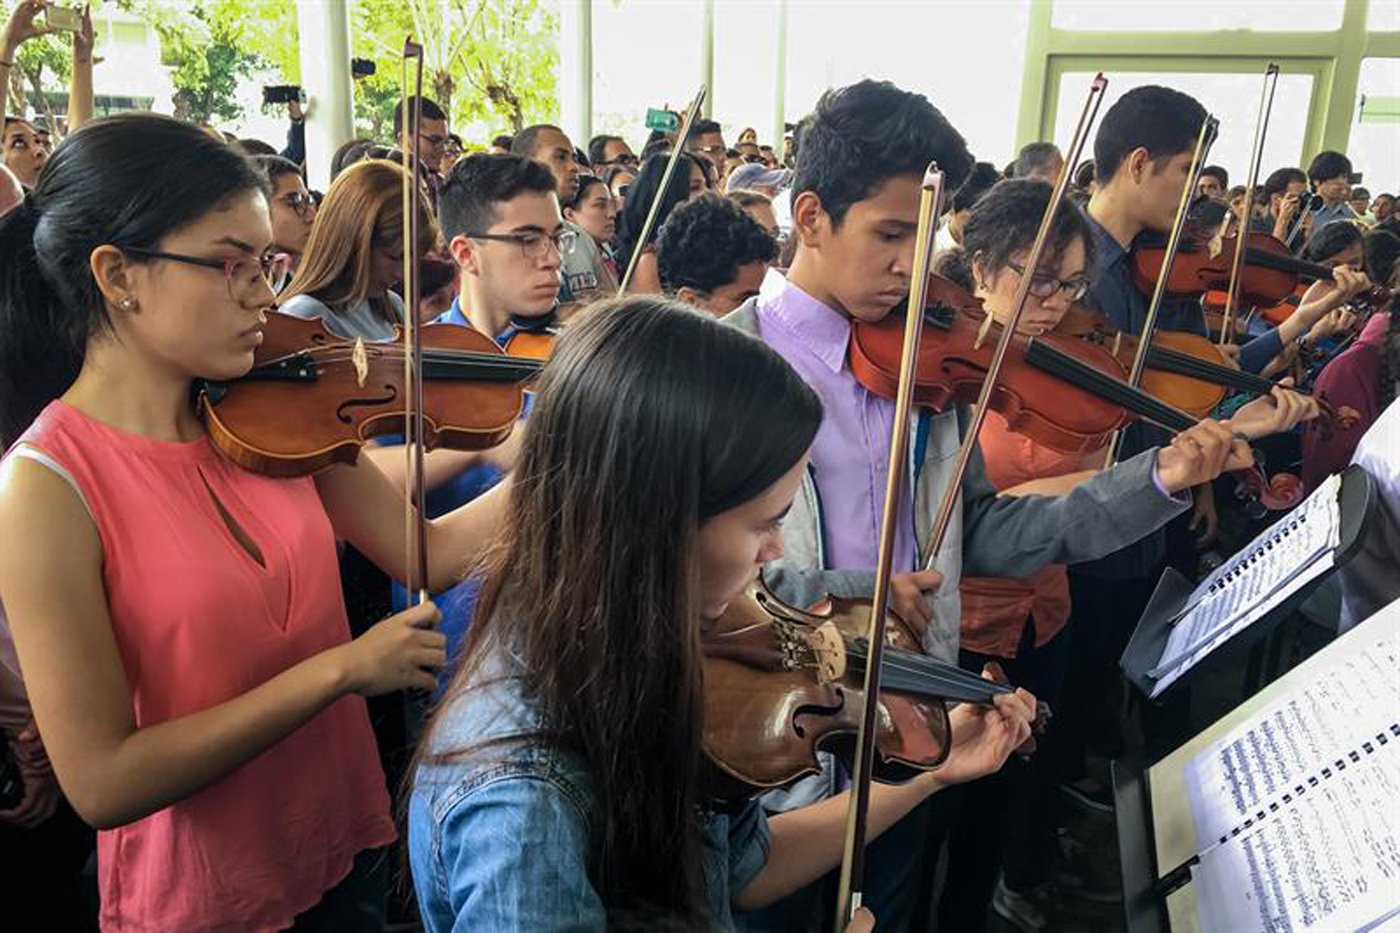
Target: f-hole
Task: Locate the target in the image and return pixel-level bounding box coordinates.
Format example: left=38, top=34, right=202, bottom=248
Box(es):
left=198, top=468, right=266, bottom=569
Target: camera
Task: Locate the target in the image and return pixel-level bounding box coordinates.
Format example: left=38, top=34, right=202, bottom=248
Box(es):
left=41, top=5, right=81, bottom=31
left=262, top=85, right=307, bottom=106
left=351, top=59, right=376, bottom=79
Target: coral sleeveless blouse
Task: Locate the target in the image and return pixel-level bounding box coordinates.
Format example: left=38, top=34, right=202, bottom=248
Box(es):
left=9, top=401, right=393, bottom=932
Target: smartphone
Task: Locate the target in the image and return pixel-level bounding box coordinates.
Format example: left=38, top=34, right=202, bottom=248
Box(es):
left=1348, top=172, right=1364, bottom=186
left=42, top=4, right=82, bottom=31
left=262, top=85, right=308, bottom=106
left=351, top=58, right=376, bottom=79
left=645, top=108, right=679, bottom=134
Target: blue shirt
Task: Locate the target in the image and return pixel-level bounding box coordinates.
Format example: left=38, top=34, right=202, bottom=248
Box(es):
left=1311, top=201, right=1358, bottom=229
left=390, top=298, right=524, bottom=683
left=408, top=649, right=771, bottom=932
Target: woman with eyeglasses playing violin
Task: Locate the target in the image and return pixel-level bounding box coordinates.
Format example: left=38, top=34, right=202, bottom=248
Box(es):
left=0, top=113, right=506, bottom=932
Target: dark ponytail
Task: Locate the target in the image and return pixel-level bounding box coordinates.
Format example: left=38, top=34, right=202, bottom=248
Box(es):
left=0, top=113, right=265, bottom=446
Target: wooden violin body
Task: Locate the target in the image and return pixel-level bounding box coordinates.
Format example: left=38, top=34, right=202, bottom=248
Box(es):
left=850, top=275, right=1136, bottom=454
left=1132, top=229, right=1318, bottom=307
left=201, top=312, right=540, bottom=477
left=703, top=583, right=1000, bottom=800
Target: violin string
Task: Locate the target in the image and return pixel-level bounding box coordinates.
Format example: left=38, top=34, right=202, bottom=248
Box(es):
left=841, top=638, right=1010, bottom=698
left=1147, top=345, right=1275, bottom=395
left=1025, top=339, right=1197, bottom=432
left=260, top=352, right=540, bottom=379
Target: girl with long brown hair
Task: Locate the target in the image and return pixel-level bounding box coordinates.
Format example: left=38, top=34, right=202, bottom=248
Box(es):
left=407, top=296, right=1037, bottom=931
left=278, top=159, right=439, bottom=340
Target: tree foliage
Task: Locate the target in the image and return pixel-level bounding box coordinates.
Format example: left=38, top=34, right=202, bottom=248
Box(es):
left=350, top=0, right=559, bottom=143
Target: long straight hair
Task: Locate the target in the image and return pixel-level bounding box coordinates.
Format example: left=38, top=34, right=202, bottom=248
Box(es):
left=278, top=159, right=438, bottom=325
left=419, top=297, right=821, bottom=924
left=0, top=113, right=264, bottom=446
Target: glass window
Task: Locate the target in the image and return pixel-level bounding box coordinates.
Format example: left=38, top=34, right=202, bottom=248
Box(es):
left=784, top=0, right=1032, bottom=168
left=1349, top=58, right=1400, bottom=198
left=1053, top=70, right=1314, bottom=187
left=713, top=0, right=784, bottom=155
left=1368, top=0, right=1400, bottom=32
left=591, top=1, right=705, bottom=153
left=1052, top=0, right=1345, bottom=32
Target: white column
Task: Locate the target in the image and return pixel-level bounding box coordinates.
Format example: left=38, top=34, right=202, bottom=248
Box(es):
left=559, top=0, right=593, bottom=146
left=772, top=0, right=789, bottom=148
left=701, top=0, right=715, bottom=118
left=296, top=0, right=353, bottom=191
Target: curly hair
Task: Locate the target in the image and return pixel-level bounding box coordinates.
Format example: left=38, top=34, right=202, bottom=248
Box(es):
left=655, top=193, right=777, bottom=294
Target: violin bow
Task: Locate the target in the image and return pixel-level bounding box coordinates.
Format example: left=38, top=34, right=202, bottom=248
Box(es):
left=401, top=38, right=430, bottom=604
left=1218, top=64, right=1281, bottom=348
left=833, top=161, right=946, bottom=930
left=615, top=85, right=707, bottom=296
left=917, top=74, right=1108, bottom=573
left=1104, top=112, right=1220, bottom=466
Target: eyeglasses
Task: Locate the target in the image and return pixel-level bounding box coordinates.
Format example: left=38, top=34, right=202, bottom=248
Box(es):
left=1007, top=261, right=1089, bottom=302
left=418, top=132, right=448, bottom=149
left=123, top=247, right=292, bottom=299
left=466, top=229, right=577, bottom=260
left=277, top=191, right=316, bottom=217
left=605, top=154, right=638, bottom=168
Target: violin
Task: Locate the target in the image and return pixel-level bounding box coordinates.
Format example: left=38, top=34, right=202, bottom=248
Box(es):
left=200, top=311, right=541, bottom=477
left=499, top=313, right=562, bottom=361
left=849, top=274, right=1218, bottom=454
left=1132, top=227, right=1391, bottom=309
left=1054, top=303, right=1281, bottom=418
left=702, top=581, right=1013, bottom=800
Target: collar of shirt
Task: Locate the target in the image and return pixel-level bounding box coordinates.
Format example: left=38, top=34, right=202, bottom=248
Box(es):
left=1311, top=202, right=1358, bottom=225
left=435, top=297, right=517, bottom=349
left=1088, top=212, right=1130, bottom=271
left=755, top=268, right=851, bottom=374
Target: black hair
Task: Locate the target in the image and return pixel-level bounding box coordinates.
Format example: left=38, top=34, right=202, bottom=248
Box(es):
left=437, top=152, right=558, bottom=241
left=1263, top=166, right=1307, bottom=200
left=253, top=154, right=303, bottom=192
left=448, top=133, right=463, bottom=148
left=1200, top=165, right=1229, bottom=188
left=0, top=113, right=266, bottom=445
left=588, top=134, right=624, bottom=165
left=1301, top=220, right=1363, bottom=263
left=1363, top=228, right=1400, bottom=286
left=510, top=124, right=565, bottom=159
left=603, top=164, right=636, bottom=191
left=393, top=96, right=447, bottom=137
left=791, top=79, right=973, bottom=227
left=575, top=147, right=590, bottom=168
left=1351, top=186, right=1371, bottom=202
left=1072, top=159, right=1095, bottom=191
left=952, top=162, right=1003, bottom=214
left=656, top=194, right=777, bottom=294
left=687, top=119, right=722, bottom=140
left=960, top=178, right=1096, bottom=285
left=641, top=132, right=671, bottom=161
left=237, top=138, right=278, bottom=157
left=491, top=134, right=514, bottom=150
left=1307, top=150, right=1352, bottom=186
left=561, top=173, right=608, bottom=213
left=330, top=138, right=374, bottom=181
left=1093, top=85, right=1207, bottom=183
left=615, top=151, right=704, bottom=272
left=934, top=246, right=974, bottom=291
left=1014, top=142, right=1063, bottom=180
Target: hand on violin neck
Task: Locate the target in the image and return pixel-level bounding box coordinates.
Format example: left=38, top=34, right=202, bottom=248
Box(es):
left=1155, top=419, right=1252, bottom=493
left=889, top=569, right=942, bottom=639
left=933, top=676, right=1037, bottom=786
left=1229, top=381, right=1320, bottom=440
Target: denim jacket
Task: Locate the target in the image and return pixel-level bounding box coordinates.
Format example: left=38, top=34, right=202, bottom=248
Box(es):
left=408, top=648, right=772, bottom=932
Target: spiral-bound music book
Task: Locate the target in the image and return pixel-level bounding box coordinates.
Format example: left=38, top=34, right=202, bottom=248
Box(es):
left=1120, top=466, right=1381, bottom=701
left=1182, top=601, right=1400, bottom=931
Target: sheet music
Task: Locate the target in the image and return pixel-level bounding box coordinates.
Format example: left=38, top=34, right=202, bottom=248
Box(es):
left=1193, top=740, right=1400, bottom=933
left=1185, top=600, right=1400, bottom=932
left=1184, top=621, right=1400, bottom=844
left=1149, top=473, right=1343, bottom=697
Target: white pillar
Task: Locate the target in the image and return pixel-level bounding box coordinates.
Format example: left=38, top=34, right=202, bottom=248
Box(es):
left=559, top=0, right=593, bottom=146
left=701, top=0, right=715, bottom=119
left=772, top=0, right=789, bottom=149
left=296, top=0, right=353, bottom=191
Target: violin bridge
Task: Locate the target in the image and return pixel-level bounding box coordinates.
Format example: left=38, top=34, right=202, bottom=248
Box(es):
left=806, top=622, right=848, bottom=684
left=352, top=338, right=369, bottom=388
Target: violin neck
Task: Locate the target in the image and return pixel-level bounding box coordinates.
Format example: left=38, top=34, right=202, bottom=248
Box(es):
left=1147, top=344, right=1276, bottom=397
left=1025, top=339, right=1197, bottom=434
left=846, top=637, right=1010, bottom=704
left=1242, top=246, right=1335, bottom=283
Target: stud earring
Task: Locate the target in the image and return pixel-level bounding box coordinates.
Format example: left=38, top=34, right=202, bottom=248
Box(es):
left=119, top=297, right=134, bottom=311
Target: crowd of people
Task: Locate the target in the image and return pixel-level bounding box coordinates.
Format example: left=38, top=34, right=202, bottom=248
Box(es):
left=1, top=1, right=1397, bottom=931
